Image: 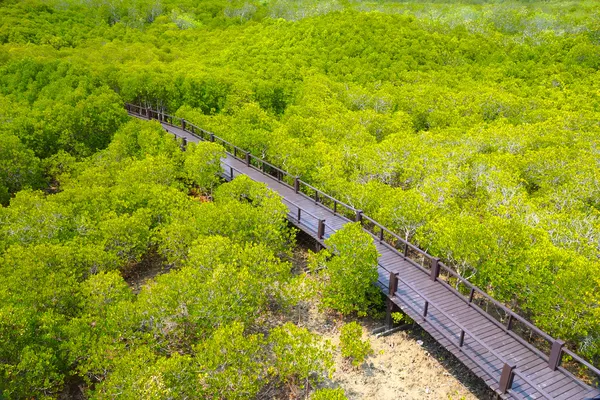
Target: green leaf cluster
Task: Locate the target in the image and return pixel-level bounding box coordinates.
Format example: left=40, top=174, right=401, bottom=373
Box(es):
left=339, top=321, right=373, bottom=367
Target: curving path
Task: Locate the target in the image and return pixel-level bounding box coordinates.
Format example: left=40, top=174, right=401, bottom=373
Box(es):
left=128, top=109, right=600, bottom=400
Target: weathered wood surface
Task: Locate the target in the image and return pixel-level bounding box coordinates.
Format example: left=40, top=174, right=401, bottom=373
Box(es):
left=128, top=108, right=600, bottom=400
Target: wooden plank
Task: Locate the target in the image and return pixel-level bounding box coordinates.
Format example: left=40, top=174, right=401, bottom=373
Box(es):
left=519, top=360, right=550, bottom=377
left=554, top=385, right=588, bottom=400
left=474, top=328, right=510, bottom=345
left=502, top=347, right=538, bottom=365
left=396, top=268, right=426, bottom=282
left=378, top=254, right=400, bottom=265
left=467, top=320, right=504, bottom=335
left=423, top=320, right=499, bottom=387
left=535, top=369, right=569, bottom=388
left=542, top=375, right=580, bottom=394
left=443, top=301, right=480, bottom=316
left=509, top=380, right=540, bottom=400
left=378, top=253, right=401, bottom=264
left=492, top=340, right=527, bottom=359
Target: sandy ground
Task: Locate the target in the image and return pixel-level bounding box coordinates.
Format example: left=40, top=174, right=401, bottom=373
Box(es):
left=287, top=236, right=494, bottom=400
left=290, top=299, right=494, bottom=400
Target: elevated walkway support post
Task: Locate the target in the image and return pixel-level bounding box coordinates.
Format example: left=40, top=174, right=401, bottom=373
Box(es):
left=548, top=340, right=564, bottom=370
left=430, top=257, right=440, bottom=281
left=315, top=219, right=326, bottom=252
left=181, top=137, right=187, bottom=151
left=386, top=272, right=398, bottom=329
left=317, top=219, right=325, bottom=240
left=499, top=362, right=516, bottom=394
left=355, top=209, right=363, bottom=223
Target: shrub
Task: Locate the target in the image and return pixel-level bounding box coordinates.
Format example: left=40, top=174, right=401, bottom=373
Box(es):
left=311, top=388, right=348, bottom=400
left=319, top=222, right=381, bottom=316
left=339, top=321, right=372, bottom=367
left=269, top=323, right=335, bottom=388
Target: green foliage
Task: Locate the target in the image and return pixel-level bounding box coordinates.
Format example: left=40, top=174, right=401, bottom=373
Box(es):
left=339, top=321, right=372, bottom=367
left=182, top=141, right=224, bottom=192
left=311, top=388, right=348, bottom=400
left=0, top=134, right=44, bottom=205
left=269, top=322, right=335, bottom=387
left=0, top=107, right=306, bottom=397
left=2, top=0, right=600, bottom=393
left=194, top=322, right=266, bottom=399
left=391, top=312, right=414, bottom=325
left=315, top=222, right=381, bottom=316
left=212, top=175, right=295, bottom=253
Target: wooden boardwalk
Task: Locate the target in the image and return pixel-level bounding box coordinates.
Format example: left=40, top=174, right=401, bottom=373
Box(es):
left=127, top=106, right=600, bottom=400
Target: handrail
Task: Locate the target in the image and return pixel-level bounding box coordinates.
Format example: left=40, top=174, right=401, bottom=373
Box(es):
left=280, top=197, right=322, bottom=223
left=361, top=213, right=429, bottom=258
left=392, top=272, right=555, bottom=399
left=563, top=348, right=600, bottom=378
left=392, top=272, right=511, bottom=366
left=438, top=262, right=554, bottom=343
left=125, top=103, right=600, bottom=383
left=295, top=180, right=356, bottom=222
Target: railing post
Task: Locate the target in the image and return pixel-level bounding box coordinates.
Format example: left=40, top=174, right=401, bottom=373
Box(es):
left=294, top=177, right=300, bottom=194
left=210, top=133, right=215, bottom=142
left=355, top=209, right=363, bottom=223
left=423, top=301, right=429, bottom=320
left=468, top=287, right=475, bottom=305
left=379, top=228, right=384, bottom=242
left=499, top=363, right=516, bottom=394
left=389, top=272, right=398, bottom=297
left=317, top=219, right=325, bottom=240
left=147, top=108, right=152, bottom=120
left=385, top=272, right=398, bottom=329
left=506, top=314, right=514, bottom=331
left=229, top=166, right=233, bottom=180
left=245, top=152, right=250, bottom=166
left=314, top=191, right=318, bottom=204
left=181, top=137, right=187, bottom=151
left=459, top=330, right=465, bottom=347
left=297, top=208, right=301, bottom=222
left=430, top=257, right=440, bottom=282
left=181, top=118, right=186, bottom=130
left=548, top=340, right=564, bottom=371
left=403, top=242, right=408, bottom=257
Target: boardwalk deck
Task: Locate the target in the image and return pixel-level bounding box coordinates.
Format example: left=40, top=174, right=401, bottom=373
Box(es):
left=129, top=110, right=600, bottom=400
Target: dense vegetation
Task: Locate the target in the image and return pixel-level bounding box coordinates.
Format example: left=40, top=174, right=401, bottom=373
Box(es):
left=0, top=117, right=381, bottom=397
left=1, top=0, right=600, bottom=395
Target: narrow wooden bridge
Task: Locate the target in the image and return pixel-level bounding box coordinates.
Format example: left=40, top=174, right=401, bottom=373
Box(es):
left=126, top=104, right=600, bottom=400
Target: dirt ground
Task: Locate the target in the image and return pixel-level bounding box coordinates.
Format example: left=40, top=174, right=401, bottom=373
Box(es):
left=292, top=299, right=495, bottom=400
left=287, top=235, right=494, bottom=400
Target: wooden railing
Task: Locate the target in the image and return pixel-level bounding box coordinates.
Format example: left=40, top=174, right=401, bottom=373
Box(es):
left=125, top=103, right=600, bottom=387
left=387, top=271, right=556, bottom=399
